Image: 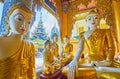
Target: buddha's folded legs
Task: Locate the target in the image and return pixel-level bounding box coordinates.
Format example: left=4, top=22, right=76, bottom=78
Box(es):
left=62, top=65, right=97, bottom=79
left=76, top=67, right=97, bottom=79
left=95, top=67, right=120, bottom=79
left=62, top=65, right=120, bottom=79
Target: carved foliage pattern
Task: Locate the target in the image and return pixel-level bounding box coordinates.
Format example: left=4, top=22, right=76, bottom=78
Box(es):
left=95, top=0, right=113, bottom=27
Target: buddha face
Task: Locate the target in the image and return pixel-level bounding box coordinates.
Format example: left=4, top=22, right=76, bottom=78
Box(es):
left=86, top=13, right=99, bottom=29
left=64, top=37, right=70, bottom=44
left=53, top=35, right=58, bottom=43
left=8, top=9, right=32, bottom=35
left=45, top=42, right=51, bottom=50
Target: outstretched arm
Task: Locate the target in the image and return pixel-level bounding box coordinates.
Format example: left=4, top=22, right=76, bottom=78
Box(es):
left=73, top=37, right=85, bottom=62
left=67, top=37, right=85, bottom=79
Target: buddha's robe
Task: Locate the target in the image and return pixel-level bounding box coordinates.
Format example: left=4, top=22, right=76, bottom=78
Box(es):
left=61, top=43, right=73, bottom=65
left=0, top=40, right=35, bottom=79
left=80, top=29, right=115, bottom=64
left=51, top=43, right=59, bottom=57
left=76, top=29, right=117, bottom=79
left=42, top=50, right=61, bottom=75
left=62, top=43, right=73, bottom=58
left=64, top=29, right=118, bottom=79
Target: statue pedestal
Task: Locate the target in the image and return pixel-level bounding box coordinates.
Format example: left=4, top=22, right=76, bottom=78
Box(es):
left=39, top=69, right=62, bottom=79
left=76, top=66, right=97, bottom=79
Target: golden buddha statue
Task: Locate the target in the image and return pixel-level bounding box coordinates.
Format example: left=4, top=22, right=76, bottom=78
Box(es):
left=42, top=40, right=61, bottom=75
left=51, top=33, right=59, bottom=59
left=0, top=3, right=35, bottom=79
left=61, top=35, right=73, bottom=65
left=62, top=10, right=120, bottom=79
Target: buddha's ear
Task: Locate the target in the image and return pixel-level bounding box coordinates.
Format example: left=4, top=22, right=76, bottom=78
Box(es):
left=3, top=16, right=10, bottom=37
left=4, top=16, right=9, bottom=26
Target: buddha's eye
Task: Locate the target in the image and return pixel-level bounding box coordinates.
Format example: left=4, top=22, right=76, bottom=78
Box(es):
left=15, top=17, right=23, bottom=21
left=14, top=14, right=24, bottom=22
left=87, top=17, right=91, bottom=21
left=93, top=15, right=98, bottom=19
left=94, top=16, right=98, bottom=19
left=17, top=18, right=22, bottom=21
left=88, top=18, right=91, bottom=20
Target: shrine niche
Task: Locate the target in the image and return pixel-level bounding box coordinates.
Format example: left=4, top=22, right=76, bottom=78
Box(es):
left=50, top=0, right=120, bottom=52
left=49, top=0, right=119, bottom=54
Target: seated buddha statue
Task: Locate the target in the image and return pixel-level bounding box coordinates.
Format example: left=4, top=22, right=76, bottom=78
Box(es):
left=0, top=3, right=35, bottom=79
left=51, top=33, right=59, bottom=59
left=61, top=35, right=73, bottom=65
left=42, top=40, right=61, bottom=75
left=62, top=10, right=120, bottom=79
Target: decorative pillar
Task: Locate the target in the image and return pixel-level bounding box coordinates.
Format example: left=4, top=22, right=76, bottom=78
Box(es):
left=112, top=0, right=120, bottom=52
left=54, top=0, right=69, bottom=42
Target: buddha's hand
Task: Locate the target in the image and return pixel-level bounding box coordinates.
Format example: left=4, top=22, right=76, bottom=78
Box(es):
left=94, top=66, right=104, bottom=78
left=91, top=61, right=99, bottom=67
left=67, top=60, right=77, bottom=79
left=98, top=60, right=112, bottom=66
left=68, top=54, right=72, bottom=57
left=91, top=60, right=111, bottom=67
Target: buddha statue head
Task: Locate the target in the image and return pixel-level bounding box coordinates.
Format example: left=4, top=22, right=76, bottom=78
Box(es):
left=64, top=35, right=70, bottom=44
left=86, top=9, right=100, bottom=30
left=44, top=40, right=51, bottom=51
left=52, top=33, right=58, bottom=43
left=4, top=3, right=33, bottom=36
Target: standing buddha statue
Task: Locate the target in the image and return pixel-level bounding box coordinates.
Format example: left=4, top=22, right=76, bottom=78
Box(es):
left=0, top=3, right=35, bottom=79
